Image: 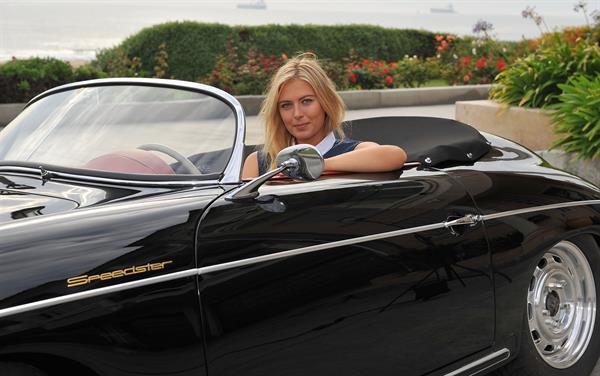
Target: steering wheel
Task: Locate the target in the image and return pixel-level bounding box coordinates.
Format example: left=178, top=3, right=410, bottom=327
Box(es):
left=137, top=144, right=202, bottom=175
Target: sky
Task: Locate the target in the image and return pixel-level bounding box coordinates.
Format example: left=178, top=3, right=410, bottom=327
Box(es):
left=0, top=0, right=598, bottom=60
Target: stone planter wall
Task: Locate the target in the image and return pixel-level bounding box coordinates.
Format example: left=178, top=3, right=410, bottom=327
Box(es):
left=456, top=99, right=600, bottom=187
left=455, top=99, right=559, bottom=151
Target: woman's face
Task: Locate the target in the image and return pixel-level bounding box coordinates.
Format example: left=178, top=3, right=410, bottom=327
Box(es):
left=278, top=79, right=327, bottom=145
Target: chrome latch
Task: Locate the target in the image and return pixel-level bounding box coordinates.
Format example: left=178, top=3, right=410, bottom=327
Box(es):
left=444, top=214, right=482, bottom=235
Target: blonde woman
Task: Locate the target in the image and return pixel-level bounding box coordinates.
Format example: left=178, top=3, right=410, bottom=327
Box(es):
left=242, top=53, right=407, bottom=179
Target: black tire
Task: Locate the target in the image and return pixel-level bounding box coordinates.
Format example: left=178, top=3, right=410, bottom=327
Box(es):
left=0, top=362, right=47, bottom=376
left=494, top=235, right=600, bottom=376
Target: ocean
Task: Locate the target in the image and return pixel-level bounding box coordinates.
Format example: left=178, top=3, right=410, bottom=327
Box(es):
left=0, top=0, right=597, bottom=61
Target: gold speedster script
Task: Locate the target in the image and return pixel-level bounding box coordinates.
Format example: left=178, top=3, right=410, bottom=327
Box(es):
left=67, top=261, right=173, bottom=288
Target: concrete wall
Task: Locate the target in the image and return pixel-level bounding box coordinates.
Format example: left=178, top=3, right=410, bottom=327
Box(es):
left=239, top=84, right=491, bottom=116
left=456, top=99, right=600, bottom=187
left=455, top=99, right=560, bottom=151
left=0, top=103, right=25, bottom=128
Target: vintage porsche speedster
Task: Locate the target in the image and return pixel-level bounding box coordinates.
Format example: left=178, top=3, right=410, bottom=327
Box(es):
left=0, top=78, right=600, bottom=376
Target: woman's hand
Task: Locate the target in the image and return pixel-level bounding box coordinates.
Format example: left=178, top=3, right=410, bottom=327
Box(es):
left=323, top=142, right=407, bottom=172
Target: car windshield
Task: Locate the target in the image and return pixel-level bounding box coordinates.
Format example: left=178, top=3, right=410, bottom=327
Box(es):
left=0, top=84, right=237, bottom=177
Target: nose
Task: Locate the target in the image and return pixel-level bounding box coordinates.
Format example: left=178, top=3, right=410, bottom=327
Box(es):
left=292, top=103, right=303, bottom=119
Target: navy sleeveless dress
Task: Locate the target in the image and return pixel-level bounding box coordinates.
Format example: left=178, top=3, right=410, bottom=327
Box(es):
left=257, top=138, right=361, bottom=175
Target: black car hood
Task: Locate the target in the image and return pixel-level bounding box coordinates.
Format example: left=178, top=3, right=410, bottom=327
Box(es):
left=0, top=173, right=189, bottom=224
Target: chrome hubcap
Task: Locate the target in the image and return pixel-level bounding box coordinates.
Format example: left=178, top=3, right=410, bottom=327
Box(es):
left=527, top=241, right=596, bottom=368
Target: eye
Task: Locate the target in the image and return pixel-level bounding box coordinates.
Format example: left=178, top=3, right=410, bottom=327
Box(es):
left=301, top=98, right=314, bottom=105
left=280, top=102, right=291, bottom=110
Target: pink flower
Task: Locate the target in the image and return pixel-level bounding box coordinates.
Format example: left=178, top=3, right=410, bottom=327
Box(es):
left=463, top=75, right=471, bottom=82
left=435, top=35, right=444, bottom=41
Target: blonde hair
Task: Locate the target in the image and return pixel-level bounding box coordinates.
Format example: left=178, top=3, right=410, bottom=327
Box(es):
left=260, top=53, right=345, bottom=169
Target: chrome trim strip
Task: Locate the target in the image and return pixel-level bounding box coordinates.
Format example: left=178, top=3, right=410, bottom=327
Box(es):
left=481, top=199, right=600, bottom=221
left=0, top=221, right=446, bottom=319
left=2, top=199, right=600, bottom=319
left=220, top=89, right=246, bottom=184
left=0, top=166, right=219, bottom=187
left=0, top=269, right=198, bottom=319
left=197, top=221, right=447, bottom=274
left=444, top=348, right=510, bottom=376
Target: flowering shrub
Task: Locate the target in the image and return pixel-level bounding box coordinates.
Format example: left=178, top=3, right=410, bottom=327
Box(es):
left=433, top=27, right=509, bottom=85
left=203, top=40, right=286, bottom=95
left=345, top=58, right=398, bottom=90
left=492, top=2, right=600, bottom=109
left=395, top=56, right=439, bottom=88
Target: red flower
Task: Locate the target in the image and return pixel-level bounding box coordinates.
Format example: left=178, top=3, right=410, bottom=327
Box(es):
left=390, top=62, right=398, bottom=68
left=463, top=75, right=470, bottom=82
left=437, top=46, right=444, bottom=52
left=496, top=59, right=506, bottom=71
left=435, top=34, right=444, bottom=41
left=362, top=59, right=370, bottom=65
left=349, top=72, right=357, bottom=83
left=381, top=69, right=390, bottom=75
left=476, top=57, right=486, bottom=69
left=385, top=76, right=393, bottom=84
left=441, top=40, right=448, bottom=48
left=462, top=56, right=471, bottom=65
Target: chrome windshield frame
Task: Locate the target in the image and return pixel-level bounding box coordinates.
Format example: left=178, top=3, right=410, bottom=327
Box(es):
left=19, top=78, right=246, bottom=186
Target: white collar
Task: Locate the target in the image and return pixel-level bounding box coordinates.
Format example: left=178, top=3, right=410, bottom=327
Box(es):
left=314, top=132, right=336, bottom=156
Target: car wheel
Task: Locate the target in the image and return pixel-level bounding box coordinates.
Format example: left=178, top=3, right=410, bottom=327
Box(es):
left=0, top=362, right=47, bottom=376
left=495, top=235, right=600, bottom=376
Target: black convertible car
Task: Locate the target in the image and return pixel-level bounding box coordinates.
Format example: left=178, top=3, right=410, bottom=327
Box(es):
left=0, top=78, right=599, bottom=376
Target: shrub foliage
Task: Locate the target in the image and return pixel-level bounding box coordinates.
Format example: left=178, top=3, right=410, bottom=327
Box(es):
left=491, top=37, right=600, bottom=108
left=551, top=74, right=600, bottom=159
left=94, top=22, right=437, bottom=82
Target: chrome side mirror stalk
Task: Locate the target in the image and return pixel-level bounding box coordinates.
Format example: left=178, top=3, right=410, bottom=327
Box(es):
left=226, top=145, right=323, bottom=201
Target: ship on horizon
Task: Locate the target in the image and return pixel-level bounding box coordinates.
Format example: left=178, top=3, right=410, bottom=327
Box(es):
left=430, top=3, right=456, bottom=14
left=237, top=0, right=267, bottom=10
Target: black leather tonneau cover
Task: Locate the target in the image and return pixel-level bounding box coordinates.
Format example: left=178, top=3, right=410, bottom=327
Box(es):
left=343, top=116, right=491, bottom=167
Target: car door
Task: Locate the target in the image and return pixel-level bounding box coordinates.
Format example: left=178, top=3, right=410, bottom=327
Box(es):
left=196, top=167, right=493, bottom=376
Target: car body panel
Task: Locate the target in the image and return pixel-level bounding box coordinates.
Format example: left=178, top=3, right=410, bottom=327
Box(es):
left=197, top=168, right=494, bottom=376
left=0, top=184, right=225, bottom=375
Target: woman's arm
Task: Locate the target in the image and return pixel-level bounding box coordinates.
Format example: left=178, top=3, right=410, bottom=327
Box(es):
left=241, top=151, right=259, bottom=180
left=324, top=142, right=407, bottom=172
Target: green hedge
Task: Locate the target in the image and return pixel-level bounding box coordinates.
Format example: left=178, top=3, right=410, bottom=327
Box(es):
left=94, top=22, right=437, bottom=81
left=0, top=58, right=106, bottom=103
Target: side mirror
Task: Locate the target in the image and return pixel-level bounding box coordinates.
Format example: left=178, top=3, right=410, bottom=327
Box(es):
left=226, top=144, right=324, bottom=201
left=276, top=144, right=324, bottom=181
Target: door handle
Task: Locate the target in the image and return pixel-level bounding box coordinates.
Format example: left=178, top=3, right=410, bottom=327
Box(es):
left=444, top=214, right=482, bottom=235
